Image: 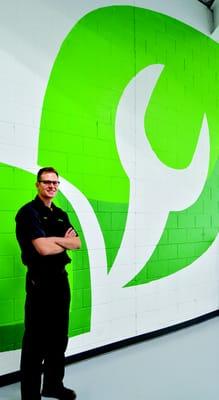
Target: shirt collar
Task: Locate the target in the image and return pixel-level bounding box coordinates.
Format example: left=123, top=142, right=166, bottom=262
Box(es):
left=33, top=196, right=54, bottom=212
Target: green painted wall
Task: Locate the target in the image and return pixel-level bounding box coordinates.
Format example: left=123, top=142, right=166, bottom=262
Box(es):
left=1, top=6, right=219, bottom=352
left=39, top=6, right=219, bottom=282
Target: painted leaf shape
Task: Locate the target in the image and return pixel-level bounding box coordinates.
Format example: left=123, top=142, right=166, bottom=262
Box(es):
left=38, top=6, right=219, bottom=284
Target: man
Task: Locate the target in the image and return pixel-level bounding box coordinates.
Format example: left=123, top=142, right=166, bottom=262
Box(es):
left=15, top=167, right=81, bottom=400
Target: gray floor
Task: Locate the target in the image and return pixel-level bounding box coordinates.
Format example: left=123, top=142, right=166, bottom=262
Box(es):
left=1, top=316, right=219, bottom=399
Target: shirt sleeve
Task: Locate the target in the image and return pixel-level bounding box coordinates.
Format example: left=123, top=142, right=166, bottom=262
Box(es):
left=16, top=206, right=46, bottom=243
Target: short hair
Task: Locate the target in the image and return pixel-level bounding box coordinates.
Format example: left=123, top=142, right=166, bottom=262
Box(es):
left=37, top=167, right=59, bottom=182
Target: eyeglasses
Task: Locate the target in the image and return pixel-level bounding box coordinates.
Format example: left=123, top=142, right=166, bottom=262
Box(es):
left=38, top=180, right=60, bottom=186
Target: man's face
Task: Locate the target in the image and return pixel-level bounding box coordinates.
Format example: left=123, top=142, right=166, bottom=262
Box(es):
left=36, top=172, right=60, bottom=201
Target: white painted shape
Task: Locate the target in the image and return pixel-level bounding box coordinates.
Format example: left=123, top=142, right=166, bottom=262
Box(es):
left=110, top=64, right=209, bottom=287
left=0, top=350, right=20, bottom=377
left=108, top=297, right=136, bottom=319
left=0, top=121, right=14, bottom=145
left=0, top=50, right=43, bottom=165
left=59, top=178, right=109, bottom=314
left=0, top=146, right=38, bottom=170
left=135, top=237, right=219, bottom=335
left=13, top=125, right=38, bottom=148
left=108, top=314, right=137, bottom=341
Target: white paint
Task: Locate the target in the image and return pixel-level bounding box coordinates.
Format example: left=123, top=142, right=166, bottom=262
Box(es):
left=111, top=64, right=210, bottom=287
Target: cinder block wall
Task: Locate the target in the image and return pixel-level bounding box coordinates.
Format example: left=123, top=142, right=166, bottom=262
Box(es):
left=0, top=0, right=218, bottom=376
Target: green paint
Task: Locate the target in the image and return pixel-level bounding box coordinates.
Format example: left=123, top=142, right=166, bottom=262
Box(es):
left=39, top=7, right=219, bottom=201
left=38, top=4, right=219, bottom=284
left=127, top=158, right=219, bottom=286
left=54, top=191, right=91, bottom=338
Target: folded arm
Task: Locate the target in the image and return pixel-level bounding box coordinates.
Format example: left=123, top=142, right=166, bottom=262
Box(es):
left=32, top=228, right=81, bottom=256
left=54, top=227, right=81, bottom=250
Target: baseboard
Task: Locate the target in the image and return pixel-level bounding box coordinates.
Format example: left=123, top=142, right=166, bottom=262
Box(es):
left=1, top=309, right=218, bottom=388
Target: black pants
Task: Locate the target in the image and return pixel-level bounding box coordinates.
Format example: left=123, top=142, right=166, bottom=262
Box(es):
left=20, top=270, right=70, bottom=400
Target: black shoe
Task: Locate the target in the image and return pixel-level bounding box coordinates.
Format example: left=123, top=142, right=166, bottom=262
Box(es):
left=42, top=386, right=76, bottom=400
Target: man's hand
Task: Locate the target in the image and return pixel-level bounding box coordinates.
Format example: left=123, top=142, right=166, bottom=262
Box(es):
left=55, top=228, right=81, bottom=250
left=65, top=227, right=77, bottom=238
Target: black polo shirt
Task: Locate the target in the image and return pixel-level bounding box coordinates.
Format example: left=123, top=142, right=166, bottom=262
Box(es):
left=15, top=196, right=78, bottom=277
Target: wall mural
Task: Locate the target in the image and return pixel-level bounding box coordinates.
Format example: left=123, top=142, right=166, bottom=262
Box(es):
left=0, top=4, right=219, bottom=365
